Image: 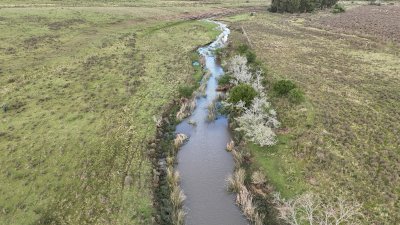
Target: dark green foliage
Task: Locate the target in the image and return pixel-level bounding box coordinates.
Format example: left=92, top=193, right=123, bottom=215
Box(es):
left=237, top=44, right=256, bottom=64
left=229, top=84, right=257, bottom=107
left=246, top=51, right=256, bottom=64
left=1, top=104, right=8, bottom=113
left=288, top=88, right=305, bottom=104
left=270, top=0, right=338, bottom=13
left=218, top=74, right=231, bottom=85
left=332, top=3, right=345, bottom=13
left=273, top=80, right=296, bottom=96
left=237, top=44, right=250, bottom=54
left=178, top=85, right=194, bottom=98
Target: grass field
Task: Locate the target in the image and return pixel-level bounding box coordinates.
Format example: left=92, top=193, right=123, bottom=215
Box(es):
left=0, top=1, right=267, bottom=223
left=222, top=4, right=400, bottom=224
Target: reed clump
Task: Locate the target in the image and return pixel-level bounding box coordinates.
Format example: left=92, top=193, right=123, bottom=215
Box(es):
left=174, top=133, right=188, bottom=149
left=226, top=140, right=235, bottom=152
left=176, top=99, right=196, bottom=121
left=227, top=168, right=245, bottom=193
left=251, top=171, right=266, bottom=186
left=231, top=149, right=243, bottom=168
left=207, top=99, right=217, bottom=122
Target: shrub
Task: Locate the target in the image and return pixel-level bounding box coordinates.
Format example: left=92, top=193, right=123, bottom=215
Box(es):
left=236, top=44, right=256, bottom=64
left=1, top=103, right=8, bottom=113
left=273, top=80, right=296, bottom=96
left=332, top=3, right=345, bottom=13
left=237, top=44, right=250, bottom=54
left=288, top=88, right=305, bottom=104
left=178, top=85, right=194, bottom=98
left=218, top=74, right=231, bottom=85
left=229, top=84, right=257, bottom=107
left=235, top=97, right=279, bottom=147
left=246, top=51, right=256, bottom=64
left=369, top=0, right=381, bottom=6
left=270, top=0, right=338, bottom=13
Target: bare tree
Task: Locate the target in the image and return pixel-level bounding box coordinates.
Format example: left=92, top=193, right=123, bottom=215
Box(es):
left=273, top=192, right=362, bottom=225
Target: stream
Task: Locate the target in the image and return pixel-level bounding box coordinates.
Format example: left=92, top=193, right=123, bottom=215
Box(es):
left=175, top=21, right=249, bottom=225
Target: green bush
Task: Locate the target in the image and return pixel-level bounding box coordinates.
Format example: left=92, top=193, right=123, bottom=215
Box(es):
left=229, top=84, right=257, bottom=107
left=178, top=85, right=194, bottom=98
left=288, top=88, right=305, bottom=104
left=237, top=44, right=256, bottom=64
left=270, top=0, right=338, bottom=13
left=246, top=51, right=256, bottom=64
left=237, top=44, right=250, bottom=54
left=332, top=3, right=345, bottom=13
left=218, top=74, right=231, bottom=86
left=273, top=80, right=296, bottom=96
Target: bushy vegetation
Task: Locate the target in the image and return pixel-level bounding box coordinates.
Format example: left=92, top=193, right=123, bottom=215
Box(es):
left=178, top=85, right=195, bottom=98
left=332, top=3, right=346, bottom=13
left=228, top=84, right=257, bottom=107
left=237, top=44, right=257, bottom=64
left=218, top=74, right=232, bottom=85
left=288, top=88, right=305, bottom=104
left=273, top=79, right=296, bottom=96
left=270, top=0, right=338, bottom=13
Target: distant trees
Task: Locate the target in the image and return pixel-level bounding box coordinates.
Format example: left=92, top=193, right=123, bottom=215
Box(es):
left=270, top=0, right=338, bottom=13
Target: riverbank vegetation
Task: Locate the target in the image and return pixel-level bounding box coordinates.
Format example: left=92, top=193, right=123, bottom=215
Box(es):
left=221, top=3, right=400, bottom=224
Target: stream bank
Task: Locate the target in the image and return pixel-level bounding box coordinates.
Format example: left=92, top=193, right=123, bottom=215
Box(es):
left=174, top=21, right=248, bottom=225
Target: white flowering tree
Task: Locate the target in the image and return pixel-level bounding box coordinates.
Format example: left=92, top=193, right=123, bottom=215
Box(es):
left=226, top=55, right=280, bottom=147
left=228, top=55, right=252, bottom=85
left=235, top=97, right=280, bottom=146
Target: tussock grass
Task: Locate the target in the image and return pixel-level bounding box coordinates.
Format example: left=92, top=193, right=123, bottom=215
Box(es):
left=167, top=167, right=181, bottom=186
left=170, top=186, right=186, bottom=209
left=188, top=119, right=197, bottom=126
left=251, top=171, right=266, bottom=186
left=231, top=149, right=244, bottom=167
left=174, top=133, right=188, bottom=149
left=176, top=99, right=196, bottom=121
left=167, top=163, right=186, bottom=225
left=196, top=82, right=208, bottom=98
left=166, top=156, right=175, bottom=166
left=174, top=209, right=186, bottom=225
left=227, top=168, right=245, bottom=193
left=226, top=139, right=235, bottom=152
left=235, top=181, right=264, bottom=225
left=207, top=99, right=217, bottom=122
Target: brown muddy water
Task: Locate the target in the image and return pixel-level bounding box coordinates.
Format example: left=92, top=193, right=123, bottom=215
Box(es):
left=176, top=21, right=249, bottom=225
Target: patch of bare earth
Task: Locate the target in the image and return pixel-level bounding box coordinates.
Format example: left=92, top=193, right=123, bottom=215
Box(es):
left=313, top=5, right=400, bottom=43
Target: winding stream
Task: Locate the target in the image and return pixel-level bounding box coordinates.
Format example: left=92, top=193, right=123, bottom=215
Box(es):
left=176, top=21, right=249, bottom=225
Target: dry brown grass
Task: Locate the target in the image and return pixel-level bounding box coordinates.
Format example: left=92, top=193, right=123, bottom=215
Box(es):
left=313, top=5, right=400, bottom=43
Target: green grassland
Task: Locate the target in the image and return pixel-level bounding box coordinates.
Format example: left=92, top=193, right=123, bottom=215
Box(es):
left=0, top=3, right=243, bottom=224
left=223, top=11, right=400, bottom=224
